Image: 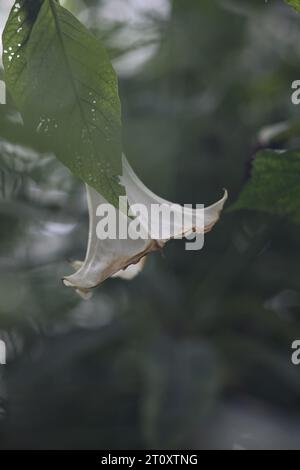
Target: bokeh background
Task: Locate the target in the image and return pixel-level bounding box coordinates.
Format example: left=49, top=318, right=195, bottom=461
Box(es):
left=1, top=0, right=300, bottom=450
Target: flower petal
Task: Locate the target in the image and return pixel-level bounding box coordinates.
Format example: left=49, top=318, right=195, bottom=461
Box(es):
left=112, top=257, right=147, bottom=280
left=120, top=155, right=228, bottom=238
left=63, top=156, right=227, bottom=297
left=63, top=185, right=158, bottom=291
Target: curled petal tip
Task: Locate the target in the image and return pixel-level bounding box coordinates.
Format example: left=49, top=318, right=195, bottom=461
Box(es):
left=76, top=288, right=93, bottom=301
left=112, top=256, right=147, bottom=281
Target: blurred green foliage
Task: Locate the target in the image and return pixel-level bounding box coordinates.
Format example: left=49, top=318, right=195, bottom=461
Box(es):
left=0, top=0, right=300, bottom=450
left=286, top=0, right=300, bottom=14
left=232, top=149, right=300, bottom=224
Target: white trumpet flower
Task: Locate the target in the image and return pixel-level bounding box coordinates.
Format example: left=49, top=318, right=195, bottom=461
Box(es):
left=63, top=156, right=228, bottom=298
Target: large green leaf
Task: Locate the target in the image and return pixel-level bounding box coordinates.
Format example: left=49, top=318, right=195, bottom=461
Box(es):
left=232, top=149, right=300, bottom=224
left=2, top=0, right=44, bottom=109
left=3, top=0, right=123, bottom=206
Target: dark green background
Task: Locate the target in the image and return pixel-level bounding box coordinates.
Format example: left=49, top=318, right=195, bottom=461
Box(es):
left=1, top=0, right=300, bottom=450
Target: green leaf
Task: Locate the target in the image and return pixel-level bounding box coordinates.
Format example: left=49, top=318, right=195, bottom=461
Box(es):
left=285, top=1, right=300, bottom=14
left=3, top=0, right=124, bottom=207
left=232, top=149, right=300, bottom=224
left=2, top=0, right=45, bottom=109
